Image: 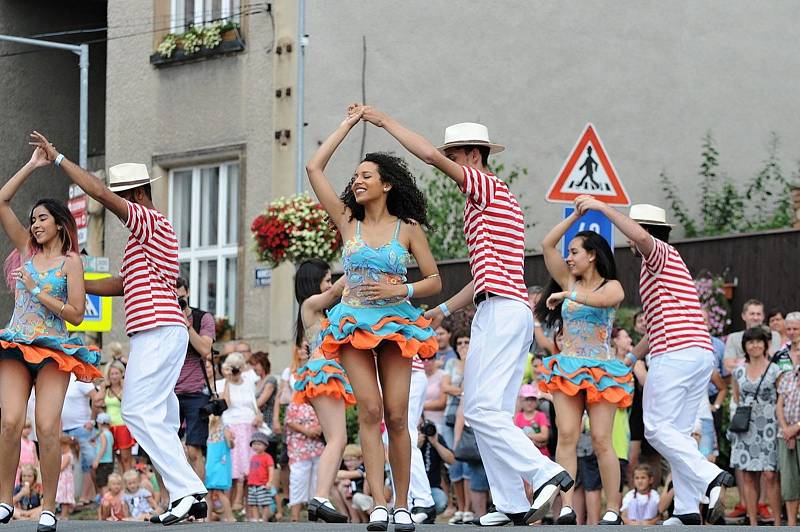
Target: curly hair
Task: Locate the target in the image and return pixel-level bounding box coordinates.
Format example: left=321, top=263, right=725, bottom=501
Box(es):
left=339, top=152, right=432, bottom=230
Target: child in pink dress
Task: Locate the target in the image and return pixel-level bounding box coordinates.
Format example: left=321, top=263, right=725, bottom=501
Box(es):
left=55, top=435, right=76, bottom=519
left=16, top=420, right=38, bottom=486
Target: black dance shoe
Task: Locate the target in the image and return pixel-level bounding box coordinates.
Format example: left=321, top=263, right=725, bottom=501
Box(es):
left=308, top=496, right=348, bottom=523
left=525, top=470, right=575, bottom=524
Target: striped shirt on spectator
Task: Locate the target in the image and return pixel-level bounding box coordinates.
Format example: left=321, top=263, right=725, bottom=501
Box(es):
left=459, top=165, right=528, bottom=306
left=639, top=236, right=712, bottom=356
left=411, top=356, right=425, bottom=372
left=120, top=201, right=185, bottom=335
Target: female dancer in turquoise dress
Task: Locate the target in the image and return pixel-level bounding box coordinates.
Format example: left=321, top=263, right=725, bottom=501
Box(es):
left=0, top=147, right=101, bottom=531
left=306, top=105, right=441, bottom=532
left=292, top=259, right=353, bottom=523
left=534, top=210, right=632, bottom=526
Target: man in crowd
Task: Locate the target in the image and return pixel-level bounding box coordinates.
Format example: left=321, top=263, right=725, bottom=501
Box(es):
left=434, top=325, right=457, bottom=366
left=175, top=277, right=215, bottom=480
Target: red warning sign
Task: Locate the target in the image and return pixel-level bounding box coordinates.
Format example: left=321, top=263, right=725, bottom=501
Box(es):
left=546, top=123, right=630, bottom=205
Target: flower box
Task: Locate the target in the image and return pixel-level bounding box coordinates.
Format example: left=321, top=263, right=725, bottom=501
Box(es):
left=150, top=36, right=245, bottom=67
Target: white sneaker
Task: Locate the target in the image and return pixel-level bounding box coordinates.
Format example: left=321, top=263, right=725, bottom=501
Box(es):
left=448, top=511, right=463, bottom=525
left=462, top=511, right=474, bottom=523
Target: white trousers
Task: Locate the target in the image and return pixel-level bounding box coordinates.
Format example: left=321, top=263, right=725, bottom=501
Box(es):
left=463, top=297, right=563, bottom=514
left=408, top=369, right=435, bottom=508
left=643, top=347, right=723, bottom=515
left=122, top=325, right=206, bottom=501
left=289, top=456, right=320, bottom=506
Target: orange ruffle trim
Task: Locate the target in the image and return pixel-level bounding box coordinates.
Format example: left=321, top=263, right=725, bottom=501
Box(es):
left=293, top=380, right=357, bottom=406
left=538, top=364, right=633, bottom=408
left=0, top=340, right=102, bottom=382
left=320, top=315, right=438, bottom=360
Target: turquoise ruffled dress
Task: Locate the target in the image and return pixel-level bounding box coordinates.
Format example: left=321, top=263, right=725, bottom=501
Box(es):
left=539, top=291, right=633, bottom=406
left=0, top=258, right=101, bottom=382
left=319, top=221, right=437, bottom=360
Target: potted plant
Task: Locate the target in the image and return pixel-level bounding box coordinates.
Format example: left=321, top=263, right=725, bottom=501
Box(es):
left=215, top=316, right=234, bottom=341
left=201, top=21, right=223, bottom=50
left=251, top=194, right=342, bottom=268
left=157, top=33, right=178, bottom=58
left=694, top=270, right=732, bottom=336
left=220, top=20, right=241, bottom=42
left=179, top=26, right=202, bottom=55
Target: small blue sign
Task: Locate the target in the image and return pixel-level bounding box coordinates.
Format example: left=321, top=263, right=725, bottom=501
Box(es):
left=84, top=294, right=103, bottom=321
left=562, top=207, right=614, bottom=258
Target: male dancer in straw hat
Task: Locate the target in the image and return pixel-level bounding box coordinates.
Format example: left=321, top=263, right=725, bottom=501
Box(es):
left=357, top=108, right=572, bottom=526
left=29, top=132, right=207, bottom=526
left=574, top=196, right=733, bottom=525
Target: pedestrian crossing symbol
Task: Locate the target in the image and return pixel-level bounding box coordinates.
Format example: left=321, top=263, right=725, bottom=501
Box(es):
left=546, top=123, right=630, bottom=205
left=66, top=272, right=113, bottom=332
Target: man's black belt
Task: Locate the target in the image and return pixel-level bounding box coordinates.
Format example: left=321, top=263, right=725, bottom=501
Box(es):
left=474, top=291, right=500, bottom=305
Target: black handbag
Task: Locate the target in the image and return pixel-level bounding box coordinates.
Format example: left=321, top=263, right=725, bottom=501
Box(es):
left=454, top=425, right=481, bottom=463
left=729, top=364, right=770, bottom=433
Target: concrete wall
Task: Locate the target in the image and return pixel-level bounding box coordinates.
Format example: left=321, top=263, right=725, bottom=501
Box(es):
left=301, top=1, right=800, bottom=247
left=104, top=1, right=276, bottom=356
left=0, top=0, right=106, bottom=319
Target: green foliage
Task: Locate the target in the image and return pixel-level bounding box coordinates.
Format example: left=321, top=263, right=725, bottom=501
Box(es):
left=661, top=131, right=797, bottom=237
left=613, top=306, right=640, bottom=336
left=418, top=164, right=535, bottom=260
left=345, top=405, right=360, bottom=444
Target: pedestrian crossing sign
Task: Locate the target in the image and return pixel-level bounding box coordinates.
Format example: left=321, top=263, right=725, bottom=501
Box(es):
left=546, top=123, right=630, bottom=205
left=66, top=273, right=113, bottom=332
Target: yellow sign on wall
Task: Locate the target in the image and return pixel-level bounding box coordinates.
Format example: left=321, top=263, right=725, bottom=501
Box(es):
left=66, top=273, right=113, bottom=332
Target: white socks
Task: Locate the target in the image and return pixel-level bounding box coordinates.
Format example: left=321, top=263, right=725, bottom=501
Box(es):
left=0, top=503, right=12, bottom=521
left=560, top=506, right=575, bottom=517
left=39, top=511, right=56, bottom=527
left=370, top=506, right=389, bottom=522
left=393, top=508, right=412, bottom=525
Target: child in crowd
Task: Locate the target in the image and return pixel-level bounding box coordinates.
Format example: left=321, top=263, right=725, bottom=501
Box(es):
left=285, top=400, right=325, bottom=521
left=122, top=469, right=156, bottom=521
left=621, top=464, right=661, bottom=525
left=55, top=435, right=76, bottom=519
left=99, top=473, right=128, bottom=521
left=514, top=384, right=551, bottom=457
left=247, top=432, right=277, bottom=522
left=205, top=414, right=235, bottom=523
left=93, top=413, right=115, bottom=496
left=16, top=419, right=38, bottom=486
left=336, top=444, right=369, bottom=523
left=13, top=464, right=42, bottom=520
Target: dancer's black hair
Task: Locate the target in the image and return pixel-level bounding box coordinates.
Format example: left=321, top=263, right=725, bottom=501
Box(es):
left=340, top=152, right=432, bottom=230
left=534, top=279, right=564, bottom=330
left=293, top=259, right=331, bottom=348
left=571, top=230, right=618, bottom=282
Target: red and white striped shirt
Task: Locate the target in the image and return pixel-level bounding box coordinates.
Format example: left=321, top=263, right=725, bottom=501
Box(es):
left=460, top=166, right=529, bottom=306
left=411, top=356, right=425, bottom=372
left=120, top=202, right=186, bottom=335
left=639, top=236, right=712, bottom=356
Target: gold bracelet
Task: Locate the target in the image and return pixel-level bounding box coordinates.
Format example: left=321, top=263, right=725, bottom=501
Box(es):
left=58, top=302, right=66, bottom=317
left=424, top=273, right=440, bottom=280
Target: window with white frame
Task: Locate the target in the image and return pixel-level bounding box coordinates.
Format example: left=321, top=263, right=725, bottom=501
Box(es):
left=170, top=162, right=240, bottom=325
left=170, top=0, right=241, bottom=33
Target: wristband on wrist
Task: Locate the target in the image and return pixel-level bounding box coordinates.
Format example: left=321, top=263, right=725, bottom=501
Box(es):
left=625, top=352, right=637, bottom=364
left=438, top=302, right=451, bottom=317
left=31, top=286, right=42, bottom=300
left=54, top=153, right=65, bottom=167
left=405, top=283, right=414, bottom=298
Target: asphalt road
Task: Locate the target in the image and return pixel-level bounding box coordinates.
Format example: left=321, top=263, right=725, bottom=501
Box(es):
left=0, top=523, right=779, bottom=530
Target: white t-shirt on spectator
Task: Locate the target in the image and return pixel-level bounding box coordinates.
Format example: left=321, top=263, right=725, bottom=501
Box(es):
left=61, top=374, right=96, bottom=431
left=723, top=328, right=782, bottom=363
left=221, top=378, right=258, bottom=425
left=621, top=489, right=660, bottom=521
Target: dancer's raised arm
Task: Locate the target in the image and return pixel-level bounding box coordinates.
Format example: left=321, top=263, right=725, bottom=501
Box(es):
left=305, top=107, right=363, bottom=230
left=359, top=106, right=465, bottom=187
left=29, top=131, right=129, bottom=222
left=541, top=210, right=580, bottom=289
left=0, top=148, right=50, bottom=255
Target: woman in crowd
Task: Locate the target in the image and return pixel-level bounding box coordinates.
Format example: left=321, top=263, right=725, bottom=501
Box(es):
left=292, top=259, right=354, bottom=523
left=768, top=309, right=788, bottom=349
left=221, top=352, right=263, bottom=513
left=250, top=351, right=279, bottom=458
left=728, top=327, right=782, bottom=526
left=441, top=331, right=472, bottom=525
left=423, top=359, right=446, bottom=432
left=98, top=361, right=135, bottom=473
left=307, top=105, right=440, bottom=531
left=0, top=147, right=102, bottom=532
left=535, top=211, right=631, bottom=526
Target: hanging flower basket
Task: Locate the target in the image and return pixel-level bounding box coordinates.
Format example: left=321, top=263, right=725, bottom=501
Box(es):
left=251, top=194, right=342, bottom=268
left=694, top=270, right=732, bottom=336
